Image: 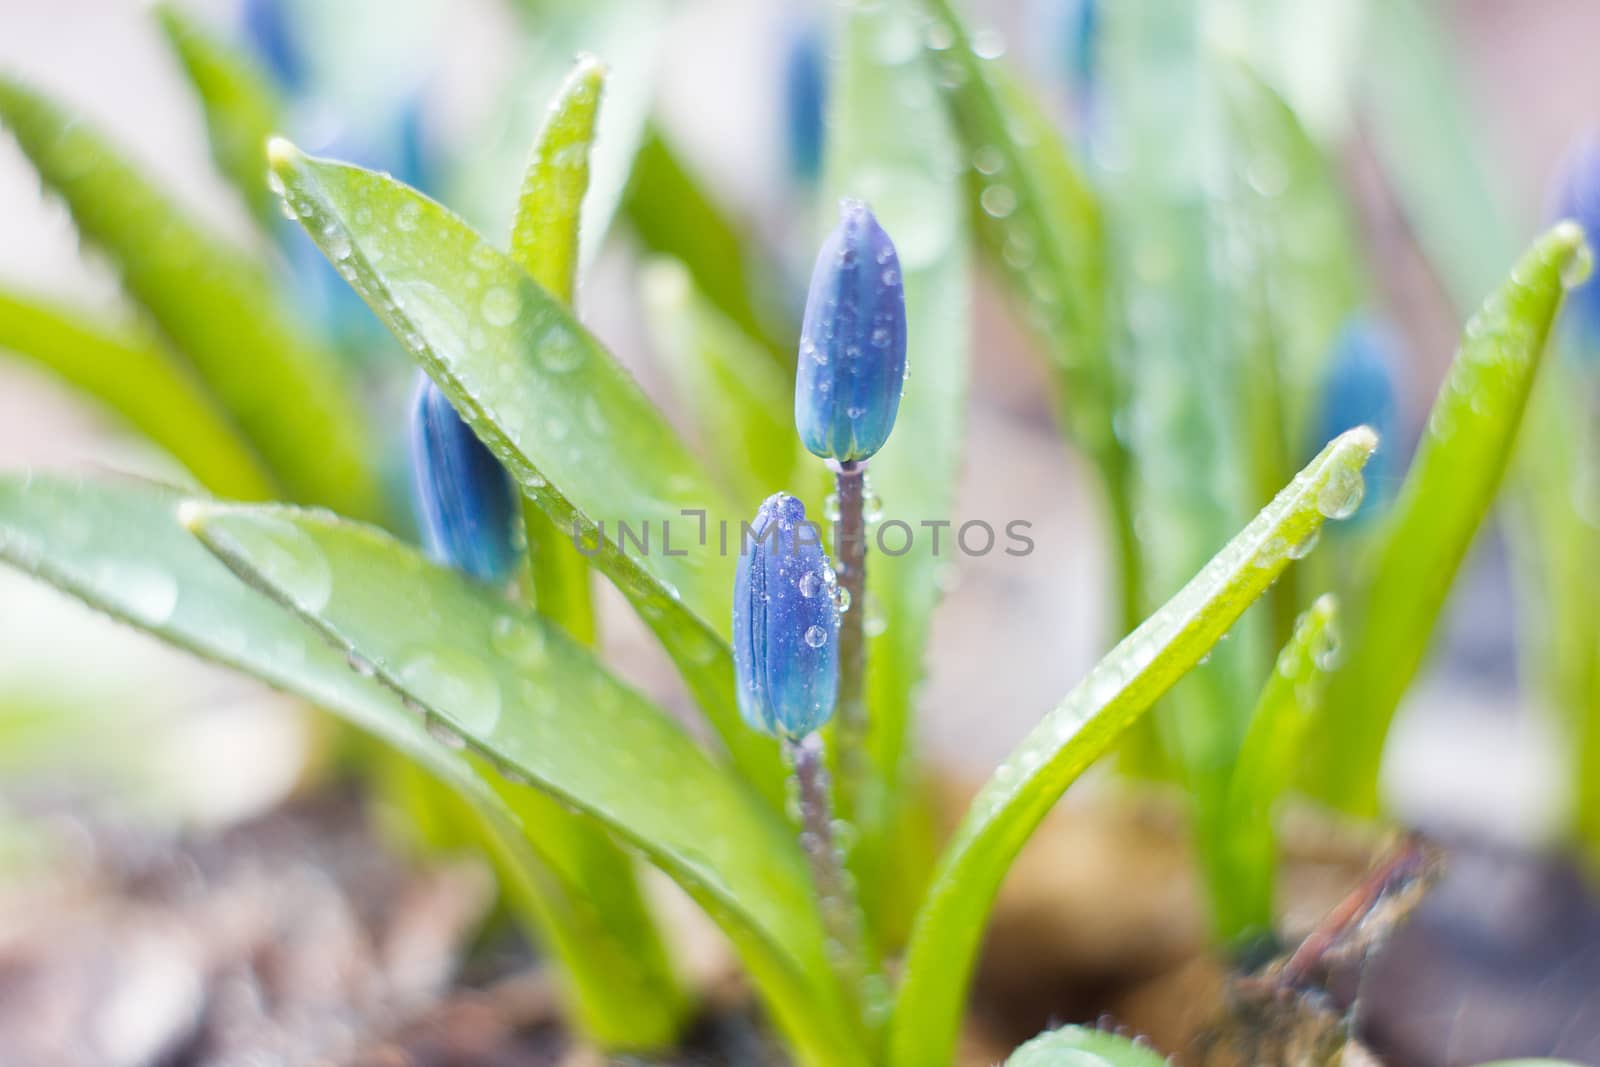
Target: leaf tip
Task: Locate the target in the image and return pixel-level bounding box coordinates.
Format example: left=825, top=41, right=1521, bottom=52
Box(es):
left=176, top=498, right=214, bottom=535
left=1334, top=423, right=1380, bottom=460
left=265, top=135, right=302, bottom=172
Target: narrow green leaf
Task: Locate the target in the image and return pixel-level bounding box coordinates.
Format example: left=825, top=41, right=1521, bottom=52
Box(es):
left=267, top=140, right=788, bottom=805
left=187, top=502, right=868, bottom=1067
left=887, top=428, right=1378, bottom=1067
left=509, top=55, right=604, bottom=303
left=1308, top=223, right=1591, bottom=815
left=507, top=55, right=605, bottom=645
left=1005, top=1026, right=1169, bottom=1067
left=623, top=126, right=792, bottom=367
left=0, top=291, right=275, bottom=502
left=641, top=259, right=798, bottom=507
left=0, top=78, right=381, bottom=520
left=825, top=0, right=972, bottom=946
left=1217, top=593, right=1339, bottom=946
left=0, top=475, right=683, bottom=1049
left=153, top=2, right=287, bottom=230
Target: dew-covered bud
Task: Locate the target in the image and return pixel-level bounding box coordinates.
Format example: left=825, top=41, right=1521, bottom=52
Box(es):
left=1315, top=317, right=1401, bottom=518
left=732, top=493, right=840, bottom=739
left=1552, top=130, right=1600, bottom=344
left=409, top=372, right=521, bottom=583
left=795, top=200, right=908, bottom=463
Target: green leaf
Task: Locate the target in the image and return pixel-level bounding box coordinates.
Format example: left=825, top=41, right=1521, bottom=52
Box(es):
left=641, top=259, right=798, bottom=507
left=0, top=475, right=684, bottom=1049
left=0, top=78, right=382, bottom=520
left=507, top=55, right=606, bottom=645
left=1307, top=223, right=1591, bottom=815
left=267, top=141, right=788, bottom=806
left=0, top=290, right=275, bottom=502
left=186, top=501, right=868, bottom=1067
left=1005, top=1026, right=1169, bottom=1067
left=1217, top=593, right=1339, bottom=946
left=887, top=428, right=1378, bottom=1067
left=824, top=0, right=972, bottom=945
left=153, top=2, right=287, bottom=231
left=623, top=126, right=793, bottom=367
left=509, top=55, right=604, bottom=303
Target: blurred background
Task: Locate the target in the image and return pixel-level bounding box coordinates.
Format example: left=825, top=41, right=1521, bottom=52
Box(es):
left=3, top=0, right=1595, bottom=844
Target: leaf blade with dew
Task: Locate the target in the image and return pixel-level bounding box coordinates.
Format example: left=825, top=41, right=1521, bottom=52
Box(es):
left=0, top=474, right=686, bottom=1049
left=186, top=501, right=870, bottom=1067
left=267, top=139, right=788, bottom=808
left=153, top=2, right=288, bottom=232
left=1004, top=1025, right=1170, bottom=1067
left=0, top=78, right=382, bottom=520
left=823, top=0, right=972, bottom=952
left=1217, top=593, right=1340, bottom=947
left=1306, top=223, right=1593, bottom=815
left=507, top=54, right=607, bottom=644
left=886, top=428, right=1378, bottom=1067
left=0, top=290, right=276, bottom=502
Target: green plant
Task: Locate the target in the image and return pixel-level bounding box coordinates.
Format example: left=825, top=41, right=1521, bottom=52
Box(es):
left=0, top=0, right=1593, bottom=1063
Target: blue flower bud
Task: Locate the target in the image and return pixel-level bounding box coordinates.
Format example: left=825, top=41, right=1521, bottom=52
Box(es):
left=1552, top=130, right=1600, bottom=345
left=408, top=372, right=521, bottom=583
left=732, top=493, right=840, bottom=739
left=795, top=200, right=908, bottom=463
left=783, top=21, right=826, bottom=185
left=1315, top=317, right=1402, bottom=518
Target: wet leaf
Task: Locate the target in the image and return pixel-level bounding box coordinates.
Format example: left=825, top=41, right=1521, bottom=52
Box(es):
left=0, top=78, right=381, bottom=519
left=268, top=141, right=788, bottom=806
left=187, top=501, right=868, bottom=1067
left=887, top=428, right=1378, bottom=1067
left=1307, top=223, right=1592, bottom=815
left=1005, top=1026, right=1169, bottom=1067
left=1219, top=594, right=1340, bottom=945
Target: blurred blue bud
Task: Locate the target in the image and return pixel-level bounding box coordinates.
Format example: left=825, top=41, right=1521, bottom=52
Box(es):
left=1552, top=130, right=1600, bottom=345
left=783, top=21, right=826, bottom=185
left=409, top=372, right=521, bottom=583
left=242, top=0, right=305, bottom=91
left=1316, top=317, right=1402, bottom=518
left=795, top=200, right=908, bottom=463
left=732, top=493, right=840, bottom=739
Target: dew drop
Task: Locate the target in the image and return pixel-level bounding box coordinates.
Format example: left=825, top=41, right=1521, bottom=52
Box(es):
left=799, top=571, right=822, bottom=598
left=980, top=184, right=1017, bottom=219
left=490, top=614, right=546, bottom=668
left=1561, top=239, right=1595, bottom=289
left=481, top=286, right=520, bottom=328
left=424, top=713, right=468, bottom=750
left=925, top=21, right=955, bottom=50
left=97, top=562, right=178, bottom=626
left=1316, top=467, right=1366, bottom=521
left=1287, top=526, right=1321, bottom=560
left=398, top=648, right=502, bottom=735
left=833, top=585, right=852, bottom=613
left=395, top=201, right=422, bottom=232
left=249, top=518, right=332, bottom=613
left=804, top=625, right=828, bottom=648
left=971, top=28, right=1006, bottom=59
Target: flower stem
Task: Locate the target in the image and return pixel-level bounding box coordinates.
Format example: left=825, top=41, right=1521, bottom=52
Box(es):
left=785, top=734, right=874, bottom=1017
left=832, top=459, right=868, bottom=826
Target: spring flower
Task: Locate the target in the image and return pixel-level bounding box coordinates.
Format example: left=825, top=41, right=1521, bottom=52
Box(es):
left=795, top=200, right=908, bottom=463
left=732, top=494, right=840, bottom=739
left=409, top=372, right=521, bottom=583
left=1552, top=130, right=1600, bottom=345
left=1316, top=317, right=1401, bottom=517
